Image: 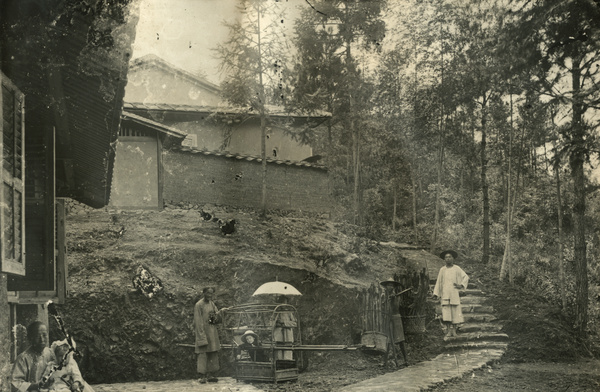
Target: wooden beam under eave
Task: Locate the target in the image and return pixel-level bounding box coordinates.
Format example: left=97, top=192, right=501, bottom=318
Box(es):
left=47, top=66, right=75, bottom=191
left=55, top=199, right=67, bottom=303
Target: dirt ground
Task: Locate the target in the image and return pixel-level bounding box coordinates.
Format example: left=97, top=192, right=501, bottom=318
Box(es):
left=57, top=202, right=600, bottom=390
left=430, top=360, right=600, bottom=392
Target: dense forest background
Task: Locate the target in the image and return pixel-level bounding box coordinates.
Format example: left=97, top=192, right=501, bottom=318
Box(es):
left=215, top=0, right=600, bottom=345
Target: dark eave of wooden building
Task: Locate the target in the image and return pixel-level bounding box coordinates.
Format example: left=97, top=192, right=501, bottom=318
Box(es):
left=121, top=111, right=188, bottom=139
left=0, top=0, right=140, bottom=208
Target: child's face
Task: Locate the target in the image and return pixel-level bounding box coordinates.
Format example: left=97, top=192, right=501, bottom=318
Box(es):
left=55, top=346, right=70, bottom=364
left=246, top=336, right=255, bottom=344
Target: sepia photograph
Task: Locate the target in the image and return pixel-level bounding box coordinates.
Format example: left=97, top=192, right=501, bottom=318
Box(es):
left=0, top=0, right=599, bottom=391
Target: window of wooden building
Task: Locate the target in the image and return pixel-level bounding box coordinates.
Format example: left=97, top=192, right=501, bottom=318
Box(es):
left=0, top=72, right=25, bottom=276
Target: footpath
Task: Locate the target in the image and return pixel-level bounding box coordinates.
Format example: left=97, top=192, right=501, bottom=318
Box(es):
left=93, top=377, right=262, bottom=392
left=340, top=278, right=509, bottom=391
left=92, top=277, right=507, bottom=392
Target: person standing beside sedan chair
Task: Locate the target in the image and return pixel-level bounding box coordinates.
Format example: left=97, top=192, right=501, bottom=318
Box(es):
left=194, top=287, right=222, bottom=384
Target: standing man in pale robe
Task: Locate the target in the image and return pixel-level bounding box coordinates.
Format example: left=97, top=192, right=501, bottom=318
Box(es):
left=194, top=287, right=221, bottom=383
left=433, top=250, right=469, bottom=338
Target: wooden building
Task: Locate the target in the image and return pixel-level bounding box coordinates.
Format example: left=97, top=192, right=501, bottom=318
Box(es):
left=0, top=0, right=139, bottom=386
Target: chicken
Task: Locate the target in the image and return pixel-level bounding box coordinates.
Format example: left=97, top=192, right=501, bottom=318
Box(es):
left=219, top=219, right=236, bottom=235
left=200, top=210, right=212, bottom=221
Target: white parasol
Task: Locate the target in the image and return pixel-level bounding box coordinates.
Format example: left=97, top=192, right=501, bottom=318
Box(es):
left=252, top=281, right=302, bottom=296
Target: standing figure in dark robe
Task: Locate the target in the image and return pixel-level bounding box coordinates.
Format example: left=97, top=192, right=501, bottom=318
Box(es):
left=194, top=287, right=221, bottom=383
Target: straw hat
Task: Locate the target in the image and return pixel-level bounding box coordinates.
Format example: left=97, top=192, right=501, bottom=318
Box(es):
left=439, top=250, right=458, bottom=259
left=241, top=330, right=258, bottom=344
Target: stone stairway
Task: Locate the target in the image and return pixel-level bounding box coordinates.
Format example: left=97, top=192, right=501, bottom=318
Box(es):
left=435, top=280, right=509, bottom=352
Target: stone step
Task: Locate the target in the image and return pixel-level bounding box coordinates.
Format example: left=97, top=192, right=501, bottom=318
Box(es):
left=460, top=296, right=488, bottom=305
left=427, top=295, right=487, bottom=304
left=458, top=322, right=503, bottom=333
left=443, top=331, right=509, bottom=343
left=459, top=289, right=484, bottom=296
left=463, top=304, right=494, bottom=313
left=445, top=340, right=508, bottom=351
left=428, top=287, right=483, bottom=295
left=434, top=304, right=494, bottom=314
left=463, top=313, right=498, bottom=323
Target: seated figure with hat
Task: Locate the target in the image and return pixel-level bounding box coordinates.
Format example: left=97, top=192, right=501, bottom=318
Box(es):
left=237, top=330, right=266, bottom=362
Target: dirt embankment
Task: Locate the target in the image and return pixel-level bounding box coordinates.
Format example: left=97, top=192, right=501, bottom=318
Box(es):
left=55, top=202, right=438, bottom=384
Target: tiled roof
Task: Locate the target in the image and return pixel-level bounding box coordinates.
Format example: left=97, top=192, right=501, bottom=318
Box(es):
left=122, top=111, right=188, bottom=138
left=177, top=146, right=328, bottom=171
left=124, top=102, right=331, bottom=119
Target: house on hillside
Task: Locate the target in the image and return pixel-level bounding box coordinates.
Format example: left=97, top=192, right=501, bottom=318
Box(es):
left=110, top=55, right=332, bottom=211
left=0, top=0, right=138, bottom=384
left=123, top=54, right=323, bottom=161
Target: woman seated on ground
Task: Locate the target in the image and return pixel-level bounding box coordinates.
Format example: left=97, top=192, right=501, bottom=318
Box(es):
left=11, top=321, right=55, bottom=392
left=237, top=330, right=266, bottom=362
left=41, top=340, right=95, bottom=392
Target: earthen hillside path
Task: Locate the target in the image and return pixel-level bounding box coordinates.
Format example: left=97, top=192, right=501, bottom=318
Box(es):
left=340, top=275, right=509, bottom=392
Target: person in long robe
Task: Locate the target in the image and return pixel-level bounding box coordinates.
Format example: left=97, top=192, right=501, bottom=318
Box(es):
left=273, top=296, right=296, bottom=361
left=11, top=321, right=55, bottom=392
left=194, top=287, right=221, bottom=383
left=432, top=250, right=469, bottom=337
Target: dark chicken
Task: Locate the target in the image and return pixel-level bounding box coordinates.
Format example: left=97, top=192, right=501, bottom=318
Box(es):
left=219, top=219, right=236, bottom=235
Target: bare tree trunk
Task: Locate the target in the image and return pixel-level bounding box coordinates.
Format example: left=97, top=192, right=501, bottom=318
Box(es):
left=430, top=131, right=444, bottom=253
left=392, top=183, right=397, bottom=231
left=411, top=43, right=419, bottom=244
left=412, top=171, right=418, bottom=242
left=481, top=96, right=490, bottom=264
left=344, top=7, right=360, bottom=226
left=260, top=110, right=267, bottom=216
left=352, top=119, right=360, bottom=224
left=544, top=142, right=549, bottom=172
left=570, top=56, right=588, bottom=338
left=531, top=140, right=536, bottom=180
left=257, top=3, right=267, bottom=217
left=555, top=159, right=567, bottom=312
left=500, top=94, right=514, bottom=281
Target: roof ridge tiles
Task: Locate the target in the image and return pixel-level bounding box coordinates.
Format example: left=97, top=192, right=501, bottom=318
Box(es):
left=176, top=146, right=326, bottom=170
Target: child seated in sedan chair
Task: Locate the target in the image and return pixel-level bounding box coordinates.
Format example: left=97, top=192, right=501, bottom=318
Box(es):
left=41, top=340, right=95, bottom=392
left=236, top=330, right=266, bottom=362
